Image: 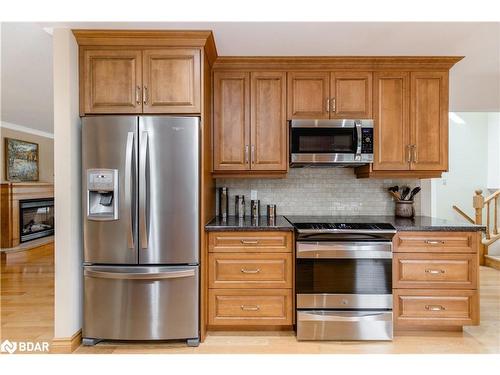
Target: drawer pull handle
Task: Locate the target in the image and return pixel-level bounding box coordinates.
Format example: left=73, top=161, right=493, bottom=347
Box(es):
left=425, top=240, right=445, bottom=245
left=241, top=268, right=261, bottom=274
left=240, top=305, right=260, bottom=311
left=241, top=240, right=259, bottom=245
left=425, top=269, right=445, bottom=274
left=425, top=305, right=445, bottom=311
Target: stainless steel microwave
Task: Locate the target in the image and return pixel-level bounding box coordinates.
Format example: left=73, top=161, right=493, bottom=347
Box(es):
left=290, top=119, right=374, bottom=167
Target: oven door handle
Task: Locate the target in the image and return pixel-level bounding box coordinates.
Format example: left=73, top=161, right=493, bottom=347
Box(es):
left=298, top=311, right=393, bottom=322
left=296, top=241, right=392, bottom=259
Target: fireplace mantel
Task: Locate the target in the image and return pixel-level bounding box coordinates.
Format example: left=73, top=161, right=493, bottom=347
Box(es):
left=0, top=182, right=54, bottom=248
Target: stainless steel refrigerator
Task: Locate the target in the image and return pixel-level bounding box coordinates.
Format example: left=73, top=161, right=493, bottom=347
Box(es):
left=81, top=116, right=200, bottom=347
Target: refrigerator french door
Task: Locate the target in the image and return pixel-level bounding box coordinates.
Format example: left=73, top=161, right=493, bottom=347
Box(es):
left=82, top=116, right=200, bottom=346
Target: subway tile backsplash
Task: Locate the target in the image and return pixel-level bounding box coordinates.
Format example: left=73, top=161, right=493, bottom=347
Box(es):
left=216, top=168, right=421, bottom=216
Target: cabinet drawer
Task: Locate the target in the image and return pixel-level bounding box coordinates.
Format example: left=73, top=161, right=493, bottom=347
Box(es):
left=394, top=289, right=479, bottom=327
left=209, top=253, right=292, bottom=289
left=393, top=253, right=477, bottom=289
left=208, top=289, right=292, bottom=326
left=394, top=232, right=477, bottom=253
left=208, top=231, right=292, bottom=253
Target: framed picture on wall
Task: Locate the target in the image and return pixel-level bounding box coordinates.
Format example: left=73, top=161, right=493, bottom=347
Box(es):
left=4, top=138, right=39, bottom=181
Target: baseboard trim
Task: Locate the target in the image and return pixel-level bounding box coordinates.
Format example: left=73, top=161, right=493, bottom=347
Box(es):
left=51, top=329, right=82, bottom=353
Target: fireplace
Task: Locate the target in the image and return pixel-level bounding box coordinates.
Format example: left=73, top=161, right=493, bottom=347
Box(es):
left=19, top=198, right=55, bottom=243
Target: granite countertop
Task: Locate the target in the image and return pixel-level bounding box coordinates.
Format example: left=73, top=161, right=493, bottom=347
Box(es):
left=205, top=215, right=294, bottom=231
left=283, top=215, right=486, bottom=232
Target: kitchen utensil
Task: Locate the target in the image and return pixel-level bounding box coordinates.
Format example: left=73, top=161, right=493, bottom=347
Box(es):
left=388, top=186, right=401, bottom=200
left=400, top=186, right=411, bottom=201
left=408, top=187, right=421, bottom=201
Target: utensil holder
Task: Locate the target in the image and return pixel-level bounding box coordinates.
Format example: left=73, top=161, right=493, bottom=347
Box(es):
left=395, top=200, right=415, bottom=218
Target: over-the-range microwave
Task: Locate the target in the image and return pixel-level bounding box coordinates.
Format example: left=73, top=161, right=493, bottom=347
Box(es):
left=289, top=119, right=374, bottom=167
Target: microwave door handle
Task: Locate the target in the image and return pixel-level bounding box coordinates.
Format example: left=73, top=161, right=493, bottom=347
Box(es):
left=355, top=120, right=362, bottom=158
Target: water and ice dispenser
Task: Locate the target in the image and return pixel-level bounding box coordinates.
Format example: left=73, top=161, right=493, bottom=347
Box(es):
left=87, top=169, right=119, bottom=220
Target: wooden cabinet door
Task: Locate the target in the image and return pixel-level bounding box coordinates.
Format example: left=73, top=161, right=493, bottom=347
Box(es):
left=372, top=72, right=410, bottom=170
left=250, top=72, right=287, bottom=171
left=213, top=72, right=250, bottom=171
left=330, top=72, right=372, bottom=119
left=287, top=72, right=330, bottom=119
left=410, top=72, right=449, bottom=171
left=142, top=49, right=200, bottom=113
left=83, top=49, right=142, bottom=114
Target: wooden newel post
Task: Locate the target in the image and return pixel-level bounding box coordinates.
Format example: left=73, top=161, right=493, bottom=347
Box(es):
left=473, top=190, right=484, bottom=225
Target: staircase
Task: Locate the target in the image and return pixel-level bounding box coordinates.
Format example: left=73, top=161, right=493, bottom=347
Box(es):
left=453, top=189, right=500, bottom=270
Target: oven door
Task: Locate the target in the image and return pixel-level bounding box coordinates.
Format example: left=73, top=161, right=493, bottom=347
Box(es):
left=296, top=241, right=393, bottom=297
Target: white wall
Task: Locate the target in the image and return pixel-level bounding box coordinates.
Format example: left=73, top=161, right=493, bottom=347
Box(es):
left=1, top=22, right=54, bottom=133
left=430, top=113, right=489, bottom=222
left=53, top=28, right=82, bottom=338
left=487, top=113, right=500, bottom=189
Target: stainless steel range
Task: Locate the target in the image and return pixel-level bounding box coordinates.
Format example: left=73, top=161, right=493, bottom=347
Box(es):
left=288, top=219, right=396, bottom=341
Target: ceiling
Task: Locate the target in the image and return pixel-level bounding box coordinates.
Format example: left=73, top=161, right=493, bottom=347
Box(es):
left=1, top=22, right=499, bottom=133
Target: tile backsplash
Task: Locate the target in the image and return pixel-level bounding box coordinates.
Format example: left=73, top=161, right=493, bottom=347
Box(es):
left=216, top=168, right=421, bottom=216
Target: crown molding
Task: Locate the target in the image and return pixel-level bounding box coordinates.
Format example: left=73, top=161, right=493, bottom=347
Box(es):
left=212, top=56, right=464, bottom=71
left=1, top=121, right=54, bottom=139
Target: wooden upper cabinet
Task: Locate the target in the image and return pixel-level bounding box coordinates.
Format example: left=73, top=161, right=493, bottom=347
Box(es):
left=410, top=72, right=449, bottom=171
left=213, top=72, right=250, bottom=171
left=287, top=72, right=330, bottom=119
left=142, top=49, right=201, bottom=113
left=251, top=72, right=287, bottom=171
left=330, top=72, right=372, bottom=119
left=372, top=72, right=410, bottom=171
left=83, top=50, right=143, bottom=114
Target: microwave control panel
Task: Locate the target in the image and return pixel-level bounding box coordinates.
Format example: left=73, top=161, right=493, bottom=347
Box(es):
left=361, top=128, right=373, bottom=154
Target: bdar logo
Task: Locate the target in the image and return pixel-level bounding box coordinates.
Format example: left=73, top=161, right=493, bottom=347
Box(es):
left=1, top=340, right=17, bottom=354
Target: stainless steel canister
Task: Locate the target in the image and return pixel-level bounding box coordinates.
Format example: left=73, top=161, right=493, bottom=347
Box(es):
left=235, top=195, right=245, bottom=218
left=218, top=187, right=229, bottom=219
left=250, top=200, right=260, bottom=218
left=266, top=204, right=276, bottom=219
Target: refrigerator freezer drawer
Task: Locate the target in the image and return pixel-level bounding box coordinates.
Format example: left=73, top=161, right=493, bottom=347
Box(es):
left=297, top=310, right=393, bottom=341
left=83, top=265, right=199, bottom=341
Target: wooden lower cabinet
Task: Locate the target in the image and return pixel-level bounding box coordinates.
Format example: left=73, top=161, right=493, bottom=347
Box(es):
left=207, top=230, right=294, bottom=329
left=394, top=289, right=479, bottom=328
left=208, top=289, right=293, bottom=326
left=209, top=253, right=292, bottom=289
left=393, top=231, right=480, bottom=331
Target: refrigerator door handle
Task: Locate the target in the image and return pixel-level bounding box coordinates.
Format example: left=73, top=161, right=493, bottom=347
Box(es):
left=139, top=131, right=149, bottom=249
left=84, top=268, right=195, bottom=280
left=124, top=132, right=135, bottom=249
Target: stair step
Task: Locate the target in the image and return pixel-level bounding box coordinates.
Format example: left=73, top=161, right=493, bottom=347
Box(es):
left=484, top=255, right=500, bottom=270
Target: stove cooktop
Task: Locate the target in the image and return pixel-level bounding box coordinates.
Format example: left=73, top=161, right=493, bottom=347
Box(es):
left=292, top=222, right=395, bottom=231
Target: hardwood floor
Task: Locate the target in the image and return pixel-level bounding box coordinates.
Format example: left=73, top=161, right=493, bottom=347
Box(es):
left=1, top=242, right=499, bottom=354
left=1, top=243, right=54, bottom=343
